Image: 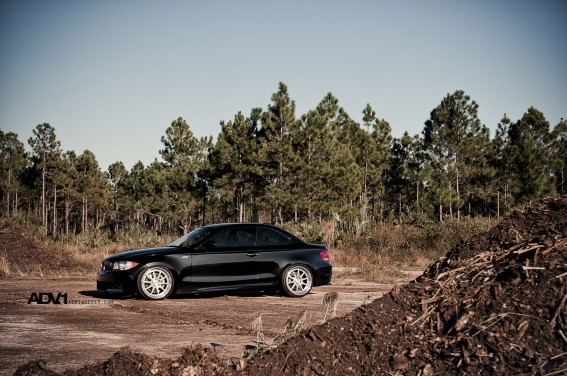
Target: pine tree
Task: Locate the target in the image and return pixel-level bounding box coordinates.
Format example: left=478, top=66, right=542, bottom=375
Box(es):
left=492, top=114, right=515, bottom=215
left=125, top=161, right=146, bottom=227
left=75, top=150, right=108, bottom=235
left=294, top=93, right=360, bottom=222
left=508, top=107, right=554, bottom=203
left=28, top=123, right=62, bottom=233
left=368, top=115, right=392, bottom=222
left=387, top=132, right=423, bottom=222
left=346, top=104, right=379, bottom=221
left=550, top=118, right=567, bottom=195
left=0, top=130, right=27, bottom=217
left=465, top=125, right=496, bottom=216
left=259, top=82, right=297, bottom=224
left=211, top=110, right=261, bottom=222
left=139, top=159, right=169, bottom=232
left=195, top=135, right=214, bottom=226
left=108, top=161, right=128, bottom=235
left=58, top=151, right=79, bottom=237
left=160, top=117, right=203, bottom=172
left=423, top=90, right=489, bottom=221
left=159, top=117, right=206, bottom=233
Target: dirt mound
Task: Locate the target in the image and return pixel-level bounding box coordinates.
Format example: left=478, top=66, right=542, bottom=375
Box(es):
left=243, top=196, right=567, bottom=375
left=11, top=196, right=567, bottom=375
left=440, top=197, right=567, bottom=266
left=0, top=225, right=76, bottom=276
left=13, top=346, right=230, bottom=376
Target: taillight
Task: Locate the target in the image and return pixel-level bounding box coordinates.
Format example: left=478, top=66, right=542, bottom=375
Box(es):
left=320, top=249, right=330, bottom=262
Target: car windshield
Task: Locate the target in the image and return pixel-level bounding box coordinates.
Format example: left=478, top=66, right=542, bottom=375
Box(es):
left=168, top=227, right=215, bottom=248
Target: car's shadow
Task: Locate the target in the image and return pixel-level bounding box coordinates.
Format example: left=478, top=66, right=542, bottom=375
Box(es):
left=79, top=289, right=287, bottom=300
left=171, top=290, right=281, bottom=299
left=79, top=290, right=134, bottom=300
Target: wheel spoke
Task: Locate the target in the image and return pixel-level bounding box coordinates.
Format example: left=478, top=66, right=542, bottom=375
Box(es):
left=140, top=268, right=172, bottom=299
left=285, top=266, right=312, bottom=296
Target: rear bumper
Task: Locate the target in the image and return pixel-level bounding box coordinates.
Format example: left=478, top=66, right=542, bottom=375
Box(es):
left=315, top=266, right=333, bottom=286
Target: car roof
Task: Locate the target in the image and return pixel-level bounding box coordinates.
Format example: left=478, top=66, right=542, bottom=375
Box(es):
left=202, top=223, right=281, bottom=230
left=194, top=223, right=303, bottom=244
left=200, top=223, right=296, bottom=237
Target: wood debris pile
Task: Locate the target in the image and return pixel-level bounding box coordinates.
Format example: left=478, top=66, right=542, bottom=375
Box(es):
left=14, top=345, right=229, bottom=376
left=244, top=196, right=567, bottom=375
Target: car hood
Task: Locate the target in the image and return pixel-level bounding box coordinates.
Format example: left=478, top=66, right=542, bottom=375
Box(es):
left=105, top=247, right=175, bottom=261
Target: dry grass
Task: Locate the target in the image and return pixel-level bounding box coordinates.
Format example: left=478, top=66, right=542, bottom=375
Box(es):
left=0, top=222, right=175, bottom=277
left=244, top=297, right=333, bottom=360
left=57, top=243, right=130, bottom=274
left=0, top=218, right=142, bottom=277
left=0, top=253, right=23, bottom=277
left=1, top=217, right=498, bottom=279
left=321, top=217, right=499, bottom=282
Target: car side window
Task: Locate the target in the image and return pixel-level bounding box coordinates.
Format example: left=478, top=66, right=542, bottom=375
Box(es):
left=208, top=228, right=257, bottom=248
left=257, top=228, right=290, bottom=246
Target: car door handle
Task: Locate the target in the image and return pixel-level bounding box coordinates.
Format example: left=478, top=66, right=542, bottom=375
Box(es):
left=247, top=253, right=258, bottom=257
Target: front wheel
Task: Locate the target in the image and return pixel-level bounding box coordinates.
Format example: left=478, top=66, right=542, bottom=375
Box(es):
left=281, top=265, right=313, bottom=297
left=137, top=266, right=174, bottom=300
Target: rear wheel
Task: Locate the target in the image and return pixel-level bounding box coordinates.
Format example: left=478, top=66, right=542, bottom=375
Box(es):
left=281, top=265, right=313, bottom=297
left=137, top=266, right=174, bottom=300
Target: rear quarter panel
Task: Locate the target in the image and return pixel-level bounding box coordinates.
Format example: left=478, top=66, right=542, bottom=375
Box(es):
left=256, top=245, right=328, bottom=285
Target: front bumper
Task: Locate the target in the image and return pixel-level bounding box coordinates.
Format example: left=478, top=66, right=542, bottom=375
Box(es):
left=97, top=270, right=136, bottom=292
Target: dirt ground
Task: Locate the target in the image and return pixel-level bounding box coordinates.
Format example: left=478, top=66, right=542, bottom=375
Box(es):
left=5, top=196, right=566, bottom=375
left=0, top=275, right=398, bottom=375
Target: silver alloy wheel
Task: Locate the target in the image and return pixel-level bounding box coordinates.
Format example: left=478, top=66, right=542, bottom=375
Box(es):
left=138, top=267, right=173, bottom=300
left=283, top=265, right=313, bottom=297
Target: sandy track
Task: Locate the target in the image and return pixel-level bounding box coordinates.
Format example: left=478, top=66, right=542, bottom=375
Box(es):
left=0, top=277, right=393, bottom=374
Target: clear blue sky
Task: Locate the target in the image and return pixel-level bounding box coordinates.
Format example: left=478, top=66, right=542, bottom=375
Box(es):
left=1, top=0, right=565, bottom=171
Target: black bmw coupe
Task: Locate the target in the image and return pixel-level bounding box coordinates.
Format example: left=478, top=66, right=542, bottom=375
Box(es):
left=97, top=223, right=332, bottom=300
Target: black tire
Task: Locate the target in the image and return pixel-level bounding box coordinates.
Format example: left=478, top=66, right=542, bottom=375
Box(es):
left=136, top=266, right=174, bottom=300
left=281, top=265, right=313, bottom=297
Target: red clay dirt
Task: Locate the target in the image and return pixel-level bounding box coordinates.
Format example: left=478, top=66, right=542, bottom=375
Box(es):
left=7, top=196, right=567, bottom=375
left=0, top=278, right=390, bottom=375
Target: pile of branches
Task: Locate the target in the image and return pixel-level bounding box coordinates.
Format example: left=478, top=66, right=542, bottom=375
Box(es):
left=399, top=236, right=567, bottom=374
left=243, top=197, right=567, bottom=375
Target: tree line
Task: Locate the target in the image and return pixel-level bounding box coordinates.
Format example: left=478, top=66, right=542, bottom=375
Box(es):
left=1, top=82, right=565, bottom=239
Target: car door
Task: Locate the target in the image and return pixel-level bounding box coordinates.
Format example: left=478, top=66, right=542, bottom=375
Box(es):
left=190, top=226, right=259, bottom=288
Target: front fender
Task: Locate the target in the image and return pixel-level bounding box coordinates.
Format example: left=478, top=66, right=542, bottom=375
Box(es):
left=135, top=261, right=181, bottom=286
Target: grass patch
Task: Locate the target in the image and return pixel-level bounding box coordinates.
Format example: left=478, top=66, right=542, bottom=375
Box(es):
left=329, top=218, right=499, bottom=282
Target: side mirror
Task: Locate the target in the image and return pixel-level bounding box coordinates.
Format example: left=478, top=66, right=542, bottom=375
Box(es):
left=203, top=241, right=217, bottom=249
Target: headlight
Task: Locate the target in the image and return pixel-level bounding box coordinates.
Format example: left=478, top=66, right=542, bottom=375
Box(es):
left=112, top=261, right=139, bottom=271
